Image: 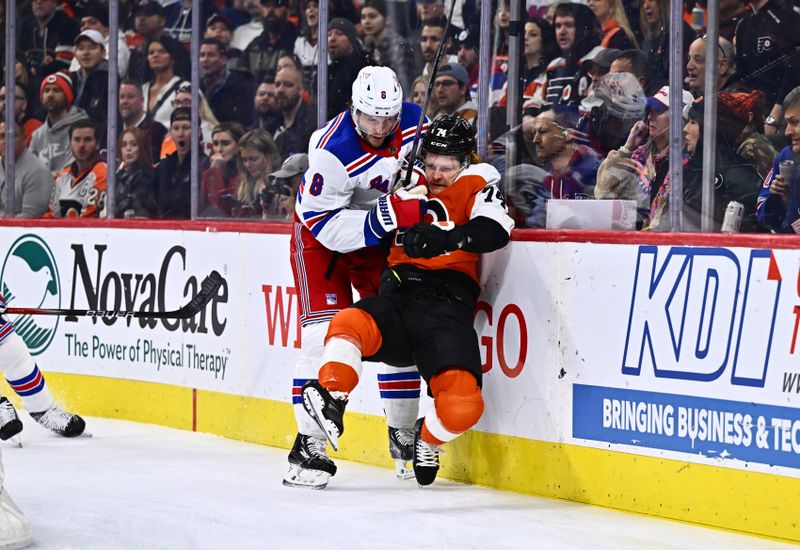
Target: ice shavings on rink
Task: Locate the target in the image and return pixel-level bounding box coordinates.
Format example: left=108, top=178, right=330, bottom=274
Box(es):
left=1, top=417, right=789, bottom=550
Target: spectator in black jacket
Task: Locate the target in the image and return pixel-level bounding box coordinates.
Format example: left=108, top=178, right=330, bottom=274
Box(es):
left=239, top=0, right=298, bottom=82
left=116, top=127, right=157, bottom=218
left=733, top=0, right=800, bottom=135
left=128, top=0, right=191, bottom=82
left=200, top=38, right=256, bottom=126
left=326, top=17, right=368, bottom=120
left=155, top=108, right=211, bottom=219
left=18, top=0, right=80, bottom=79
left=545, top=3, right=602, bottom=106
left=119, top=78, right=167, bottom=163
left=73, top=30, right=109, bottom=146
left=265, top=65, right=316, bottom=159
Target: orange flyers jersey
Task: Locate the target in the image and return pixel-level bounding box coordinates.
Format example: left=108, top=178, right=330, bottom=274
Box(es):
left=389, top=163, right=514, bottom=282
left=45, top=160, right=107, bottom=218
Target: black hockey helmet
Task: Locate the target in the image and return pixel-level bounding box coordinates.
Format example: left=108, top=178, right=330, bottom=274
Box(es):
left=421, top=115, right=475, bottom=164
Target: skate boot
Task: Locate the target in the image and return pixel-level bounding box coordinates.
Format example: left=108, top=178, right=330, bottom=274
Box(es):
left=282, top=433, right=337, bottom=490
left=388, top=426, right=415, bottom=480
left=29, top=404, right=86, bottom=437
left=0, top=399, right=22, bottom=442
left=301, top=381, right=347, bottom=450
left=412, top=418, right=441, bottom=487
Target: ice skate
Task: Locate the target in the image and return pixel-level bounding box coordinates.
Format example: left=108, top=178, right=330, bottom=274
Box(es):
left=412, top=418, right=441, bottom=487
left=282, top=433, right=337, bottom=490
left=0, top=399, right=22, bottom=443
left=301, top=381, right=347, bottom=451
left=388, top=426, right=415, bottom=480
left=29, top=404, right=86, bottom=438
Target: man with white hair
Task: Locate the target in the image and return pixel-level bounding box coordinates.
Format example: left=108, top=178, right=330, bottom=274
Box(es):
left=283, top=66, right=429, bottom=490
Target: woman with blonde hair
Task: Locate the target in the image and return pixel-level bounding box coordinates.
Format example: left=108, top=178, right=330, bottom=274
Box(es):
left=639, top=0, right=696, bottom=90
left=588, top=0, right=638, bottom=50
left=232, top=129, right=281, bottom=219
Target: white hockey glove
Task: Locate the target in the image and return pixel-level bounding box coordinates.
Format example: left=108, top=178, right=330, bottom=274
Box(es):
left=392, top=157, right=428, bottom=191
left=364, top=189, right=428, bottom=246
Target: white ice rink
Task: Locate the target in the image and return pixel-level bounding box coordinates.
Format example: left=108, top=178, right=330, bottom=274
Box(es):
left=0, top=416, right=789, bottom=550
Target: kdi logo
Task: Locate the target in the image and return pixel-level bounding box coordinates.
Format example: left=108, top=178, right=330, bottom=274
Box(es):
left=622, top=246, right=781, bottom=387
left=0, top=234, right=61, bottom=355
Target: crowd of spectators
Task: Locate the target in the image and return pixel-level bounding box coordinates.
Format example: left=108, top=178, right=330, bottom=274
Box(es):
left=0, top=0, right=799, bottom=233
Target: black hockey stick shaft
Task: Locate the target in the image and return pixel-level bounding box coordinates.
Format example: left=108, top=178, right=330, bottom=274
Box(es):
left=401, top=0, right=458, bottom=188
left=5, top=270, right=224, bottom=320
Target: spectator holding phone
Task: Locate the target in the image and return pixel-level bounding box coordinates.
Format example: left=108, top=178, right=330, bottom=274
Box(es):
left=595, top=85, right=694, bottom=230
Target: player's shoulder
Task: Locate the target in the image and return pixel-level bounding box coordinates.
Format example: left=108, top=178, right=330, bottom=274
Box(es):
left=310, top=110, right=364, bottom=165
left=456, top=163, right=501, bottom=189
left=399, top=101, right=423, bottom=131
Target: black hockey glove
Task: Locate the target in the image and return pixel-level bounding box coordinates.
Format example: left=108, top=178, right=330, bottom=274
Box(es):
left=402, top=223, right=464, bottom=259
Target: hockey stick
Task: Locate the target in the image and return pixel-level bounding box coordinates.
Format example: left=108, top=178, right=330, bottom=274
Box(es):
left=401, top=0, right=459, bottom=188
left=4, top=270, right=224, bottom=320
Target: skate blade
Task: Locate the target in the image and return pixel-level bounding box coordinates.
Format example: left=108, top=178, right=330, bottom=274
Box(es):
left=394, top=459, right=415, bottom=480
left=78, top=430, right=93, bottom=438
left=282, top=464, right=330, bottom=490
left=301, top=387, right=340, bottom=451
left=9, top=435, right=22, bottom=448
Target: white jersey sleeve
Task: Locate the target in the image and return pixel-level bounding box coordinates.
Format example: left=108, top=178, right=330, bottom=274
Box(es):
left=465, top=164, right=515, bottom=235
left=296, top=148, right=374, bottom=253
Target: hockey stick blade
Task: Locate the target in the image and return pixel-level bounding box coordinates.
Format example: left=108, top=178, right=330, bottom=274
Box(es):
left=5, top=270, right=224, bottom=320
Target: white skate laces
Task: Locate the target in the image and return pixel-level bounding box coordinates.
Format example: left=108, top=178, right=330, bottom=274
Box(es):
left=0, top=401, right=17, bottom=427
left=30, top=404, right=86, bottom=437
left=414, top=438, right=441, bottom=469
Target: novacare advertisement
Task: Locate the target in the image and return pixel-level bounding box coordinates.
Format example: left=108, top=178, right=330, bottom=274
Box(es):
left=1, top=229, right=260, bottom=396
left=0, top=227, right=391, bottom=414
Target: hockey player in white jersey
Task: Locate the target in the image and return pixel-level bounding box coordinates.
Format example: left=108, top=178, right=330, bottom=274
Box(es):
left=0, top=294, right=86, bottom=440
left=283, top=66, right=430, bottom=489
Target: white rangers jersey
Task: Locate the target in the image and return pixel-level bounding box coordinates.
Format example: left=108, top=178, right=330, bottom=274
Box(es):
left=296, top=102, right=430, bottom=253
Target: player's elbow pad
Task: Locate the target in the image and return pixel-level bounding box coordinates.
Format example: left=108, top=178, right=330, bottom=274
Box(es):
left=460, top=217, right=510, bottom=253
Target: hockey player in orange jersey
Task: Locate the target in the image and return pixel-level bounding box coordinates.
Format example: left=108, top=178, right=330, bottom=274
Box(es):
left=44, top=119, right=107, bottom=218
left=302, top=115, right=515, bottom=486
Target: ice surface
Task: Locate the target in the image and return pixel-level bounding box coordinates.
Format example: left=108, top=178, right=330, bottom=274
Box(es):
left=0, top=417, right=786, bottom=550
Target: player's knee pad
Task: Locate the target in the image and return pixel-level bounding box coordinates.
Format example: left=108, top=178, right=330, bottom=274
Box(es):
left=325, top=308, right=382, bottom=356
left=319, top=338, right=361, bottom=394
left=430, top=369, right=484, bottom=434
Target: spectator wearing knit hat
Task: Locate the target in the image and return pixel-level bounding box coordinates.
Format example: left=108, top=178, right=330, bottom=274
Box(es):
left=326, top=17, right=368, bottom=119
left=682, top=92, right=764, bottom=233
left=29, top=72, right=89, bottom=174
